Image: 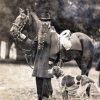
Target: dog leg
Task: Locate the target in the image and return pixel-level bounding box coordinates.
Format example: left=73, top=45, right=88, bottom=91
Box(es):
left=76, top=84, right=89, bottom=97
left=62, top=90, right=68, bottom=100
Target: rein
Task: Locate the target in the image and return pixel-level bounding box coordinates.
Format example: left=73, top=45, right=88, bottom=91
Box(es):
left=24, top=50, right=34, bottom=70
left=13, top=11, right=34, bottom=70
left=58, top=36, right=63, bottom=67
left=14, top=40, right=34, bottom=70
left=12, top=16, right=29, bottom=42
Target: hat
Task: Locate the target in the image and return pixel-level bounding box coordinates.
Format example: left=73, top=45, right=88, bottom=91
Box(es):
left=39, top=13, right=51, bottom=21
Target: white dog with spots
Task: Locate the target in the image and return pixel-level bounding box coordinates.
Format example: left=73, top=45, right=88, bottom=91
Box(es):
left=48, top=66, right=100, bottom=99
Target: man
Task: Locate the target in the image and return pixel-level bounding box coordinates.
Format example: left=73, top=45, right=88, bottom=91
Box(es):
left=32, top=12, right=54, bottom=100
left=18, top=12, right=55, bottom=100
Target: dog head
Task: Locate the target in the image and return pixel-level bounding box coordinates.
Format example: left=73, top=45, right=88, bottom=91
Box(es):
left=52, top=66, right=64, bottom=78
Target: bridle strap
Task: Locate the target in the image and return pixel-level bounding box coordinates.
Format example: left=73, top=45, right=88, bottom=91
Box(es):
left=13, top=12, right=34, bottom=69
left=24, top=53, right=34, bottom=69
left=13, top=15, right=29, bottom=34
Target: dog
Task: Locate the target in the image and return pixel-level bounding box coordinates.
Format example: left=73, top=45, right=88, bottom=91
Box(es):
left=48, top=66, right=100, bottom=99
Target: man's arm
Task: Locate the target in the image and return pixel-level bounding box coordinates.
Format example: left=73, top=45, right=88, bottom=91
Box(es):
left=17, top=33, right=37, bottom=48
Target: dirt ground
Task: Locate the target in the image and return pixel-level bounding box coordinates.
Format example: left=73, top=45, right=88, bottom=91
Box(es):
left=0, top=62, right=100, bottom=100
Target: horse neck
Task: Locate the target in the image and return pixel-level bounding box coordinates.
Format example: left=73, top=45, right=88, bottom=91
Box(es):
left=30, top=12, right=41, bottom=34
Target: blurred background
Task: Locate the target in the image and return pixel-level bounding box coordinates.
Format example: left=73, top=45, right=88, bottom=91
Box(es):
left=0, top=1, right=100, bottom=100
left=0, top=0, right=100, bottom=63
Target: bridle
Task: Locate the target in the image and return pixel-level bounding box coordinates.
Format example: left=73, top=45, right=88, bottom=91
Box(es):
left=11, top=10, right=30, bottom=41
left=12, top=17, right=28, bottom=33
left=11, top=10, right=34, bottom=69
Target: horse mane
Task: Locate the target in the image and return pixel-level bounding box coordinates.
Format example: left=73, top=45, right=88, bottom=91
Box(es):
left=30, top=12, right=42, bottom=35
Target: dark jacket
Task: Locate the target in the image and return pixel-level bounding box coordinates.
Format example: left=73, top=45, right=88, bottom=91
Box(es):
left=25, top=21, right=59, bottom=78
left=32, top=21, right=53, bottom=78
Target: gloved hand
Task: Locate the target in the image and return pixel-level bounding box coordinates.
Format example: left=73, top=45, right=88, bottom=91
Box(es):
left=16, top=33, right=27, bottom=42
left=19, top=33, right=26, bottom=40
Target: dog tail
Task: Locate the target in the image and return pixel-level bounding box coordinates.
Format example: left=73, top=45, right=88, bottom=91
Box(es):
left=93, top=83, right=100, bottom=94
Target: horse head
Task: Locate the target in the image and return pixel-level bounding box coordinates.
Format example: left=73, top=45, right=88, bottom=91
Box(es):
left=10, top=8, right=39, bottom=40
left=10, top=8, right=28, bottom=37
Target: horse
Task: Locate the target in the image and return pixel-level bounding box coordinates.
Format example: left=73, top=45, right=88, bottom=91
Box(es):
left=10, top=8, right=94, bottom=97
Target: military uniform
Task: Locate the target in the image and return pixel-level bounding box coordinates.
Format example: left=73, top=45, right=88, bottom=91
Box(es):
left=32, top=21, right=54, bottom=78
left=34, top=20, right=55, bottom=100
left=24, top=20, right=54, bottom=100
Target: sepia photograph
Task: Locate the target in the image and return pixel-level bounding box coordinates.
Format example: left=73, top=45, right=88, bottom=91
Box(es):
left=0, top=0, right=100, bottom=100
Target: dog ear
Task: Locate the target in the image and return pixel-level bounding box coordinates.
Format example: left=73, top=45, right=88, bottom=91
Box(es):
left=52, top=66, right=64, bottom=78
left=76, top=75, right=82, bottom=81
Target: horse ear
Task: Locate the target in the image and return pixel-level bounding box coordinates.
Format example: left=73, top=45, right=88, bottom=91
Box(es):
left=26, top=8, right=30, bottom=16
left=19, top=8, right=24, bottom=14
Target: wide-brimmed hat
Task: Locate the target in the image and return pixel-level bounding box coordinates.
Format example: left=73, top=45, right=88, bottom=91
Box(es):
left=39, top=13, right=52, bottom=21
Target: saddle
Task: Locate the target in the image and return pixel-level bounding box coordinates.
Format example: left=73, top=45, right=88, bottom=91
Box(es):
left=60, top=37, right=72, bottom=50
left=60, top=34, right=82, bottom=51
left=70, top=34, right=82, bottom=51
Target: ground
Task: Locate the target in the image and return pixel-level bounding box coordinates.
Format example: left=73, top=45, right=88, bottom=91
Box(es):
left=0, top=61, right=100, bottom=100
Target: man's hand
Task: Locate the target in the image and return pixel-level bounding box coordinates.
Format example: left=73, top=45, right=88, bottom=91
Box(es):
left=16, top=33, right=27, bottom=42
left=49, top=61, right=53, bottom=65
left=48, top=68, right=53, bottom=74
